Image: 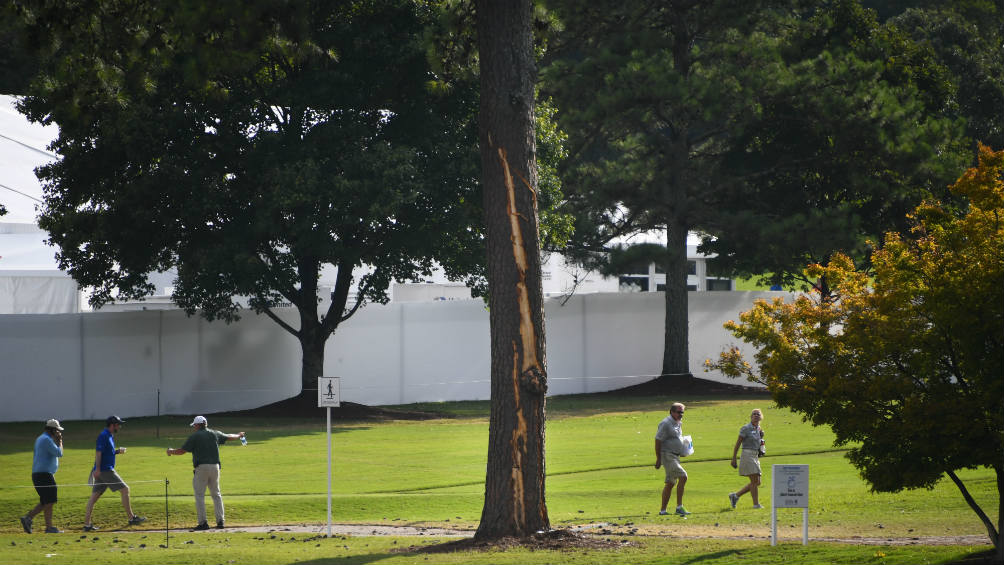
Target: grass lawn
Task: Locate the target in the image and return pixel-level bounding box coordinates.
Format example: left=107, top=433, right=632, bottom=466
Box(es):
left=0, top=394, right=996, bottom=564
left=0, top=532, right=991, bottom=565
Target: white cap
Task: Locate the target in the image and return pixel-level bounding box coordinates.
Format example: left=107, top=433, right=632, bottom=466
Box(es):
left=46, top=419, right=64, bottom=431
left=190, top=415, right=208, bottom=427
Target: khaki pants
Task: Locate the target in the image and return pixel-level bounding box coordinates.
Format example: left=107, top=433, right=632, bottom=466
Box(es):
left=193, top=464, right=223, bottom=525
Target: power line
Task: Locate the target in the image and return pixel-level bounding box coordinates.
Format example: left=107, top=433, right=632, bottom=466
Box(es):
left=0, top=181, right=43, bottom=204
left=0, top=131, right=58, bottom=159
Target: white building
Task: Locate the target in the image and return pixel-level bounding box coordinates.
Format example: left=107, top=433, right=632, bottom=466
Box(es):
left=613, top=232, right=733, bottom=294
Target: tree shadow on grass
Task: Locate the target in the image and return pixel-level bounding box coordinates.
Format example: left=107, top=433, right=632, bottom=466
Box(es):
left=0, top=395, right=447, bottom=455
left=290, top=555, right=399, bottom=565
left=679, top=549, right=743, bottom=563
left=402, top=529, right=629, bottom=554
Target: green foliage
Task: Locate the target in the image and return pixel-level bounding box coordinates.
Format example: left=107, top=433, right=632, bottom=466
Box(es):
left=544, top=0, right=786, bottom=238
left=709, top=145, right=1004, bottom=549
left=15, top=0, right=488, bottom=385
left=535, top=98, right=573, bottom=250
left=543, top=0, right=795, bottom=372
left=542, top=0, right=973, bottom=373
left=0, top=2, right=36, bottom=95
left=703, top=0, right=970, bottom=290
left=600, top=243, right=666, bottom=277
left=885, top=2, right=1004, bottom=151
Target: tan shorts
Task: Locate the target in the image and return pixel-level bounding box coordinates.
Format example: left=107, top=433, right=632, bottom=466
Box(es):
left=739, top=448, right=761, bottom=476
left=89, top=469, right=127, bottom=494
left=661, top=452, right=688, bottom=484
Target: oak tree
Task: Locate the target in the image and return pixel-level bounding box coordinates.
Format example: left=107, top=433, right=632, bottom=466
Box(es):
left=18, top=0, right=484, bottom=398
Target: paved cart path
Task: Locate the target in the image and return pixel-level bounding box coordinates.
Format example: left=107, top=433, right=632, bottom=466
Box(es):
left=144, top=522, right=991, bottom=546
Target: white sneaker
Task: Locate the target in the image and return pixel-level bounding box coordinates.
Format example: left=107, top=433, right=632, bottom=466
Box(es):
left=752, top=504, right=764, bottom=509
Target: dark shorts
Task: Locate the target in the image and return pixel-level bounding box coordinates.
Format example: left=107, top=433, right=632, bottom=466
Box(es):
left=31, top=472, right=57, bottom=505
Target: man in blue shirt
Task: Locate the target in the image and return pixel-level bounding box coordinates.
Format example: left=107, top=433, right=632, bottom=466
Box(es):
left=82, top=416, right=145, bottom=531
left=19, top=419, right=64, bottom=534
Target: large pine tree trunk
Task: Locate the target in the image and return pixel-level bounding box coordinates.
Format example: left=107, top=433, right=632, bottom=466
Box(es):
left=661, top=221, right=692, bottom=378
left=475, top=0, right=550, bottom=540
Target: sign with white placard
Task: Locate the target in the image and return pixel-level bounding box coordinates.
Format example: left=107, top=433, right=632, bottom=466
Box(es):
left=317, top=377, right=340, bottom=538
left=317, top=377, right=340, bottom=407
left=771, top=464, right=809, bottom=546
left=773, top=464, right=809, bottom=508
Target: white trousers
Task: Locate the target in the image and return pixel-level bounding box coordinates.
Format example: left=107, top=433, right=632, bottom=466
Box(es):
left=193, top=464, right=224, bottom=524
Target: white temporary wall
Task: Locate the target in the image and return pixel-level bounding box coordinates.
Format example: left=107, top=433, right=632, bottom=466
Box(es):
left=0, top=291, right=791, bottom=423
left=0, top=309, right=302, bottom=422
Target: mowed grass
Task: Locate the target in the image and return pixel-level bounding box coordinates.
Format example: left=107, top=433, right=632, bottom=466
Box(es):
left=0, top=532, right=992, bottom=565
left=0, top=394, right=996, bottom=564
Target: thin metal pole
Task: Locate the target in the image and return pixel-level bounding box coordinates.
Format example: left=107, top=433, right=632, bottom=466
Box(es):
left=771, top=506, right=777, bottom=546
left=165, top=478, right=170, bottom=548
left=327, top=406, right=332, bottom=538
left=802, top=507, right=809, bottom=545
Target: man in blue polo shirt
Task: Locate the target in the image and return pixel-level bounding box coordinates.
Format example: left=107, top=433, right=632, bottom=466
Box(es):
left=19, top=419, right=65, bottom=534
left=82, top=416, right=145, bottom=531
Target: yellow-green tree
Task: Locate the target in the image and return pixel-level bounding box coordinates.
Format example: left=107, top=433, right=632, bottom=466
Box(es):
left=709, top=144, right=1004, bottom=559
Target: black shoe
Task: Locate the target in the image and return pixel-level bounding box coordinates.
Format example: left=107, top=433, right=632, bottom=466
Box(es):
left=127, top=515, right=147, bottom=526
left=215, top=521, right=225, bottom=529
left=193, top=522, right=210, bottom=531
left=83, top=524, right=99, bottom=532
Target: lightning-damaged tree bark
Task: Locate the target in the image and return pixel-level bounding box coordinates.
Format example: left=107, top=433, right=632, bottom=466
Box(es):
left=475, top=0, right=550, bottom=540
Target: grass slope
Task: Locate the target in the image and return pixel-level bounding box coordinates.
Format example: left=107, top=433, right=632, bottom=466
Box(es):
left=0, top=394, right=996, bottom=564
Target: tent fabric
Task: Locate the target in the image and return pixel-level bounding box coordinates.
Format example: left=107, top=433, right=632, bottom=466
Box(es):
left=0, top=272, right=79, bottom=314
left=0, top=227, right=60, bottom=269
left=0, top=227, right=75, bottom=314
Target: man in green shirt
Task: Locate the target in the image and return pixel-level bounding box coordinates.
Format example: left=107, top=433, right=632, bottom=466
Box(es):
left=166, top=416, right=245, bottom=530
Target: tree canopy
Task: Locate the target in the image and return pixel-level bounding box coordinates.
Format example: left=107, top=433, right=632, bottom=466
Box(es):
left=710, top=144, right=1004, bottom=557
left=542, top=0, right=974, bottom=381
left=543, top=0, right=794, bottom=377
left=17, top=0, right=484, bottom=393
left=703, top=0, right=986, bottom=290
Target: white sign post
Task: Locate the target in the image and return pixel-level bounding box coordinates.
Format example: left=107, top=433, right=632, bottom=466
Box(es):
left=771, top=464, right=809, bottom=546
left=317, top=377, right=340, bottom=539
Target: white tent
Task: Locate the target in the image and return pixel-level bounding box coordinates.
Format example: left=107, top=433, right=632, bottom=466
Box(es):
left=0, top=95, right=79, bottom=313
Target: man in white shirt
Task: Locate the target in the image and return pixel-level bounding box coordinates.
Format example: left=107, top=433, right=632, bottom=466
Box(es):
left=654, top=402, right=691, bottom=516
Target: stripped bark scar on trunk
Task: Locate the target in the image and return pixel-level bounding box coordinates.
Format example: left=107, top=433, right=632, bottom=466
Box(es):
left=510, top=344, right=528, bottom=529
left=497, top=145, right=540, bottom=374
left=498, top=144, right=543, bottom=532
